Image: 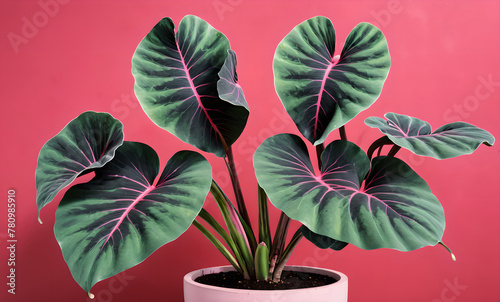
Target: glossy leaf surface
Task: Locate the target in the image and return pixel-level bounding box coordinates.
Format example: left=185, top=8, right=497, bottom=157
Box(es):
left=254, top=134, right=445, bottom=251
left=132, top=16, right=248, bottom=157
left=54, top=142, right=212, bottom=292
left=35, top=111, right=123, bottom=221
left=273, top=17, right=390, bottom=145
left=365, top=113, right=495, bottom=159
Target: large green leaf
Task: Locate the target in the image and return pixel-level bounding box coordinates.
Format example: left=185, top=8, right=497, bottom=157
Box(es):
left=273, top=17, right=391, bottom=145
left=365, top=113, right=495, bottom=159
left=35, top=111, right=124, bottom=222
left=54, top=142, right=212, bottom=293
left=254, top=134, right=445, bottom=251
left=132, top=15, right=248, bottom=157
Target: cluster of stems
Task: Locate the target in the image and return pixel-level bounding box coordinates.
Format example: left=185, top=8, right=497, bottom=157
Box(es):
left=193, top=142, right=305, bottom=282
left=193, top=127, right=407, bottom=282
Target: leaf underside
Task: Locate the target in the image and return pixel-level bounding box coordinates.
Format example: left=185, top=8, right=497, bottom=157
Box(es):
left=365, top=113, right=495, bottom=159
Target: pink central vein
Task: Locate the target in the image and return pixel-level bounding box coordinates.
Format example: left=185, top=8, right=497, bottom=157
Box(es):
left=314, top=55, right=340, bottom=140
left=101, top=185, right=155, bottom=250
left=175, top=40, right=225, bottom=147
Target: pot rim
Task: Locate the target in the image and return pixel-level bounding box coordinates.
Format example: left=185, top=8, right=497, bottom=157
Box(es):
left=184, top=265, right=348, bottom=294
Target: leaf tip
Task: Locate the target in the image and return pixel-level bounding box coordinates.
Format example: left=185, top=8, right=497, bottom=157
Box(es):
left=438, top=242, right=456, bottom=261
left=88, top=292, right=95, bottom=299
left=38, top=215, right=43, bottom=225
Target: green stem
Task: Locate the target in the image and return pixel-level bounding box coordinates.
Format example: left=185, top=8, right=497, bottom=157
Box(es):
left=210, top=180, right=254, bottom=278
left=198, top=208, right=245, bottom=267
left=192, top=220, right=243, bottom=275
left=258, top=185, right=272, bottom=248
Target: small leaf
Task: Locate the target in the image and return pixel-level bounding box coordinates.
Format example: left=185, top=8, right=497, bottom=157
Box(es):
left=35, top=111, right=124, bottom=222
left=54, top=142, right=212, bottom=292
left=365, top=113, right=495, bottom=159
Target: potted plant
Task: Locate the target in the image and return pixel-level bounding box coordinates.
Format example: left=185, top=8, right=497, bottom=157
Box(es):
left=35, top=15, right=495, bottom=301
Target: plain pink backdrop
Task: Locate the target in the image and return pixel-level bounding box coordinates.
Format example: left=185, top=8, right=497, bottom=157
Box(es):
left=1, top=0, right=499, bottom=301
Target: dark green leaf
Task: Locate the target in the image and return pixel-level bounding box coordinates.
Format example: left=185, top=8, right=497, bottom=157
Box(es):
left=365, top=113, right=495, bottom=159
left=35, top=111, right=123, bottom=222
left=132, top=16, right=248, bottom=157
left=54, top=142, right=212, bottom=293
left=273, top=17, right=390, bottom=145
left=254, top=134, right=445, bottom=251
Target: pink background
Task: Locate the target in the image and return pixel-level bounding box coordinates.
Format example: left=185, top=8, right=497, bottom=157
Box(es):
left=1, top=0, right=499, bottom=301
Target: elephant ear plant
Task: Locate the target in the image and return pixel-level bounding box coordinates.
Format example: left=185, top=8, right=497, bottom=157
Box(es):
left=35, top=15, right=495, bottom=297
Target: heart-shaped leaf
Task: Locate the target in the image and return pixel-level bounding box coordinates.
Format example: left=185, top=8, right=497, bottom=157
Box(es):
left=365, top=113, right=495, bottom=159
left=54, top=141, right=212, bottom=293
left=254, top=134, right=445, bottom=251
left=35, top=111, right=124, bottom=222
left=273, top=17, right=391, bottom=145
left=217, top=49, right=248, bottom=109
left=132, top=16, right=248, bottom=157
left=299, top=225, right=348, bottom=251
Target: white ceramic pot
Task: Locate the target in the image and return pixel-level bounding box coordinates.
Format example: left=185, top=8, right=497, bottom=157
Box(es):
left=183, top=265, right=348, bottom=302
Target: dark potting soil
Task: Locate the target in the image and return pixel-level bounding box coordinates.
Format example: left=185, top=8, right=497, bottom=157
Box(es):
left=195, top=270, right=337, bottom=290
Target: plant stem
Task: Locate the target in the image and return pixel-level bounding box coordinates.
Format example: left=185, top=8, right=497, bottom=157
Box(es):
left=270, top=212, right=291, bottom=270
left=198, top=208, right=243, bottom=265
left=225, top=147, right=253, bottom=231
left=315, top=143, right=325, bottom=171
left=258, top=185, right=272, bottom=248
left=377, top=145, right=384, bottom=157
left=273, top=229, right=304, bottom=282
left=192, top=219, right=244, bottom=275
left=387, top=144, right=401, bottom=157
left=210, top=180, right=254, bottom=278
left=367, top=136, right=393, bottom=159
left=339, top=126, right=348, bottom=141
